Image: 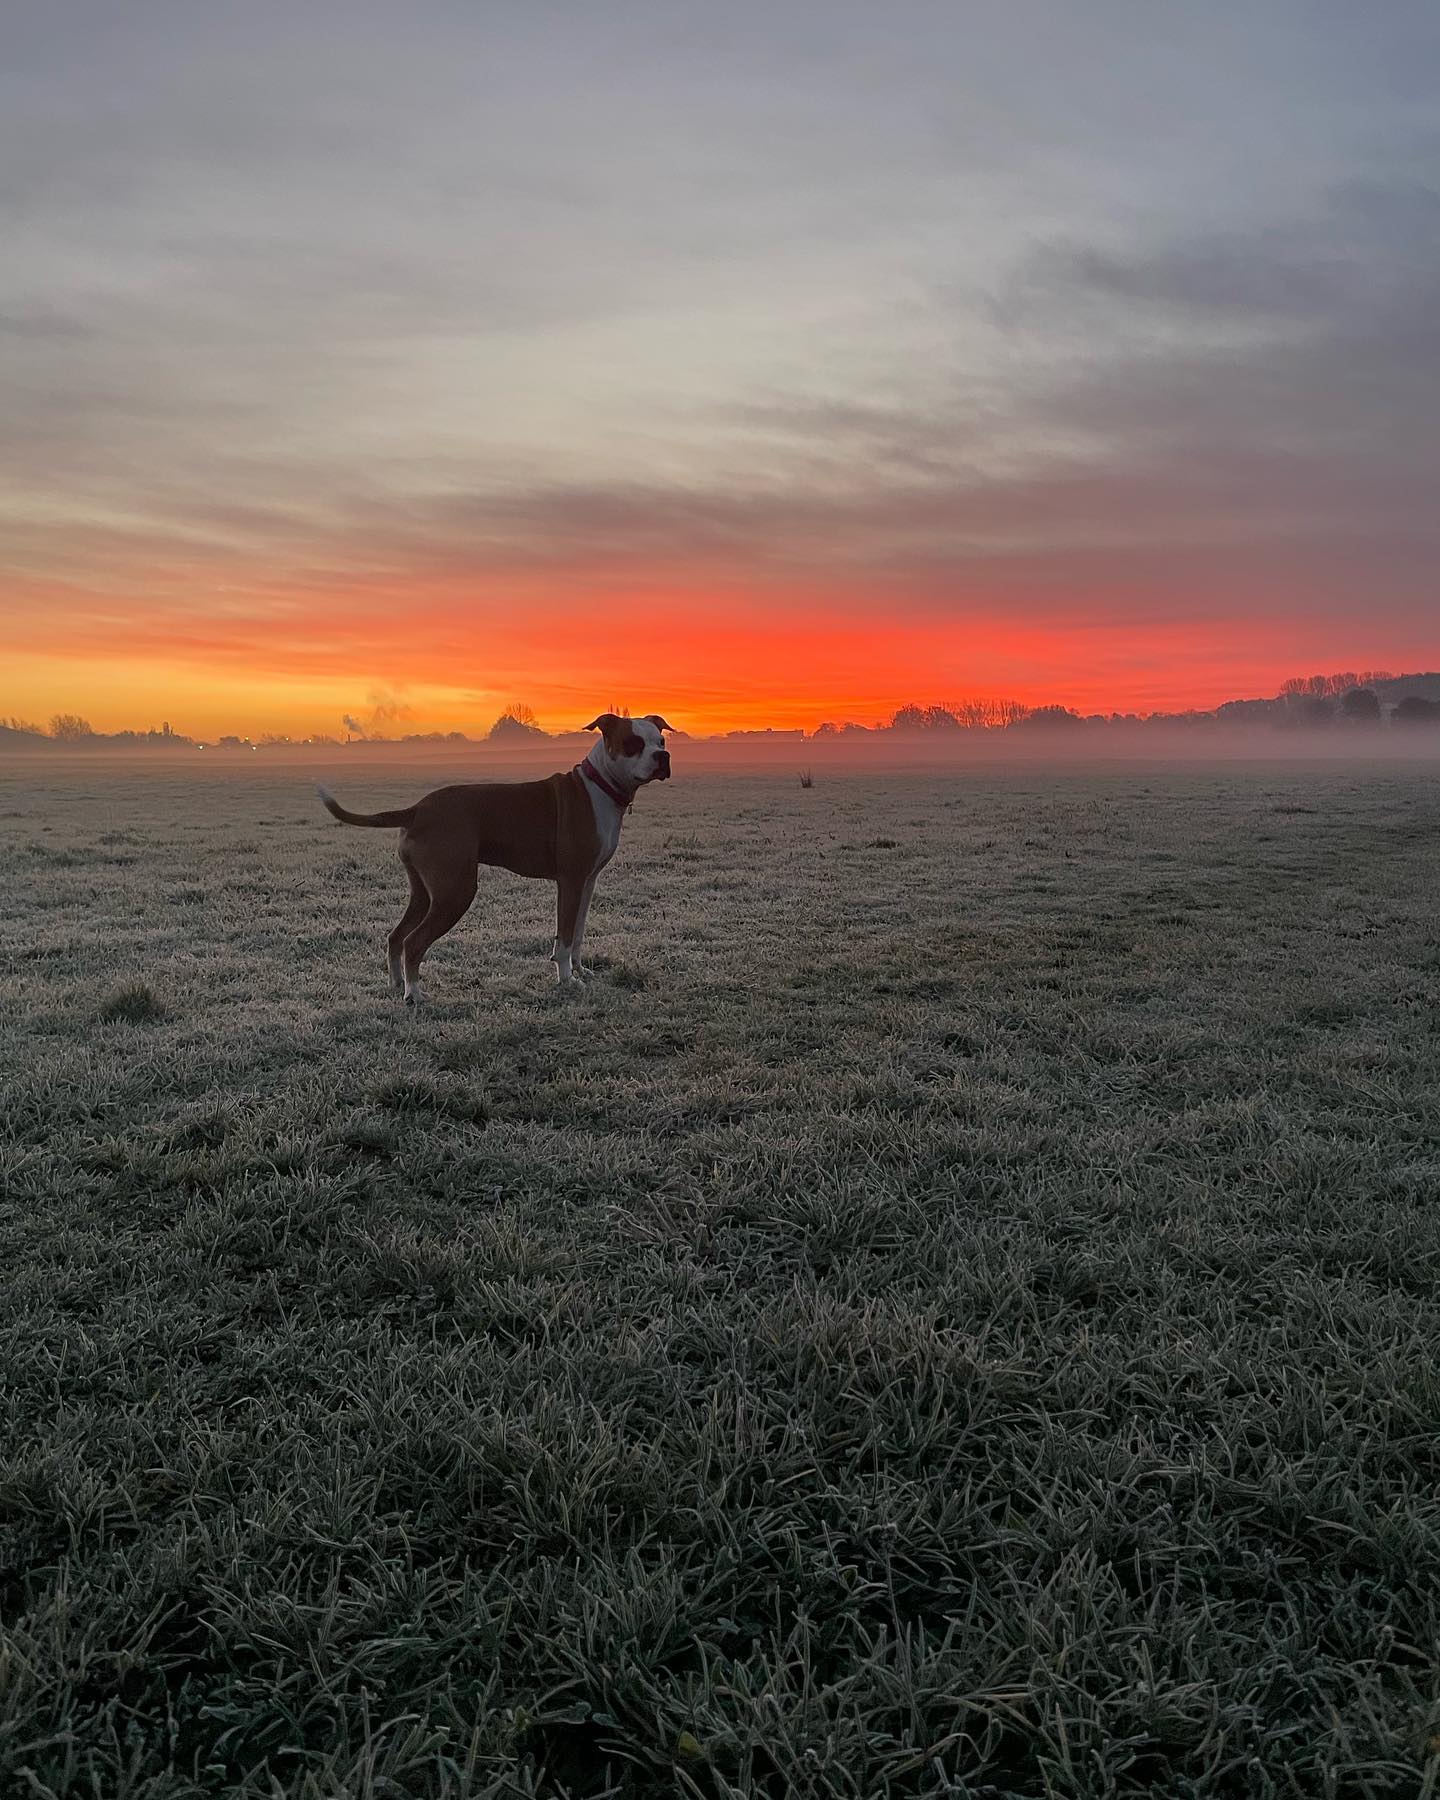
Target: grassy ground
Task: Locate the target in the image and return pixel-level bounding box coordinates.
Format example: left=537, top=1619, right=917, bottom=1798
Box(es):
left=2, top=755, right=1439, bottom=1798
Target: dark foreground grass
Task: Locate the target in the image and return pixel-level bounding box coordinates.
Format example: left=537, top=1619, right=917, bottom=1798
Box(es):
left=2, top=758, right=1440, bottom=1797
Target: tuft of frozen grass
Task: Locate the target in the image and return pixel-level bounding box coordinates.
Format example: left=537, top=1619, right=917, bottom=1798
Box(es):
left=97, top=979, right=167, bottom=1023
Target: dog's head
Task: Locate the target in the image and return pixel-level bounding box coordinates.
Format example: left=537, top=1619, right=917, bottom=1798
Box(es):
left=584, top=713, right=673, bottom=786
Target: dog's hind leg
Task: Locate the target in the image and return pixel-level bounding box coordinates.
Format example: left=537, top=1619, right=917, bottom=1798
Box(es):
left=388, top=857, right=429, bottom=994
left=401, top=855, right=477, bottom=1006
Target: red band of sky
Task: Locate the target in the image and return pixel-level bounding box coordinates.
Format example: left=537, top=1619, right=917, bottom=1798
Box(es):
left=8, top=565, right=1434, bottom=740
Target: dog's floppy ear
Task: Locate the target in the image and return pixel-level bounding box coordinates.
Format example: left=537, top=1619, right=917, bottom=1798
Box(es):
left=644, top=714, right=675, bottom=732
left=584, top=713, right=621, bottom=733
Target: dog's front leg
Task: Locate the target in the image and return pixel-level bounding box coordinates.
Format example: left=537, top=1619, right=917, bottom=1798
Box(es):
left=553, top=875, right=582, bottom=983
left=570, top=876, right=599, bottom=980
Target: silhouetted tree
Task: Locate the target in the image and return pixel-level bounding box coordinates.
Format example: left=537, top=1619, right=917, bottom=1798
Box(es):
left=1218, top=697, right=1282, bottom=723
left=950, top=697, right=1030, bottom=729
left=48, top=713, right=95, bottom=741
left=1393, top=696, right=1440, bottom=726
left=488, top=706, right=546, bottom=740
left=1011, top=705, right=1084, bottom=729
left=889, top=698, right=1028, bottom=731
left=1339, top=687, right=1381, bottom=725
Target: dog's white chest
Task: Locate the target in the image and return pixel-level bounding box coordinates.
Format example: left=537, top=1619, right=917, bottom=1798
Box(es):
left=584, top=780, right=623, bottom=869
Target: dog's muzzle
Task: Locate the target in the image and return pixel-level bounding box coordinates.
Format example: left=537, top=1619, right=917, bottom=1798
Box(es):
left=654, top=751, right=671, bottom=780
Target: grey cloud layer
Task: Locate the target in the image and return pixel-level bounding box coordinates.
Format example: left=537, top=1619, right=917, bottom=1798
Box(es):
left=3, top=0, right=1439, bottom=646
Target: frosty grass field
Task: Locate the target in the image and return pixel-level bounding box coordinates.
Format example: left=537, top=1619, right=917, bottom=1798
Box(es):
left=2, top=752, right=1439, bottom=1799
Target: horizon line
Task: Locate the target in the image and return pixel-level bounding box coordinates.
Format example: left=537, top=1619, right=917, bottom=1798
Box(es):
left=10, top=666, right=1440, bottom=748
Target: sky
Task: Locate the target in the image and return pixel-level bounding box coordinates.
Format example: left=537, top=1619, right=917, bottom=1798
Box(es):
left=4, top=0, right=1439, bottom=737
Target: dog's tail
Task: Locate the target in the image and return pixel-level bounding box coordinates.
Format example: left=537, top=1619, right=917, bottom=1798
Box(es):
left=317, top=786, right=418, bottom=829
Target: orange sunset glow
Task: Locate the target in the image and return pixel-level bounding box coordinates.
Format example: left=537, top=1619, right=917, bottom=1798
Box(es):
left=9, top=560, right=1437, bottom=741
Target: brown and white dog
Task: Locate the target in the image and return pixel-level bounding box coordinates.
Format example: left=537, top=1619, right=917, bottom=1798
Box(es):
left=318, top=713, right=672, bottom=1001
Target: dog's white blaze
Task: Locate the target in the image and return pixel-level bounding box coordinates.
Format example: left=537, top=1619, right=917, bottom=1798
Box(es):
left=633, top=718, right=666, bottom=781
left=587, top=720, right=665, bottom=793
left=581, top=756, right=625, bottom=861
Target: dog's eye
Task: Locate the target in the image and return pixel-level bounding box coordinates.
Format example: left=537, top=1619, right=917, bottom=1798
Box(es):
left=623, top=734, right=644, bottom=757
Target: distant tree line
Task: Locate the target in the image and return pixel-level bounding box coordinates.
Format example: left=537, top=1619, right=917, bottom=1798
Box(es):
left=811, top=672, right=1440, bottom=737
left=1279, top=671, right=1394, bottom=698
left=1, top=713, right=203, bottom=748
left=0, top=701, right=613, bottom=752
left=5, top=672, right=1439, bottom=751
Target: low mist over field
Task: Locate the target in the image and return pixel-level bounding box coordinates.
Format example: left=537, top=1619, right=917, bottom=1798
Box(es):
left=8, top=670, right=1440, bottom=770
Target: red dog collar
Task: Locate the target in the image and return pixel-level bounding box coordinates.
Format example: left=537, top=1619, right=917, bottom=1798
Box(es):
left=578, top=761, right=632, bottom=809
